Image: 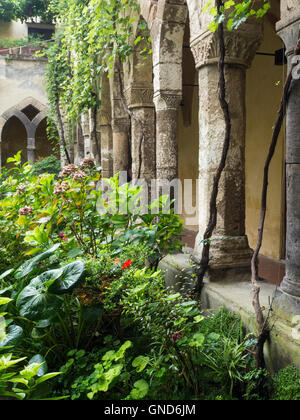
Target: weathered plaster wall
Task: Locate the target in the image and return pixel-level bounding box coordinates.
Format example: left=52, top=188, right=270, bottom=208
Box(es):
left=0, top=57, right=47, bottom=116
left=246, top=18, right=286, bottom=260
left=0, top=23, right=52, bottom=164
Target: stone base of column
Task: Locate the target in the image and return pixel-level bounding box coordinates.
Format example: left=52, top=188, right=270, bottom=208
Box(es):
left=192, top=234, right=253, bottom=282
left=273, top=287, right=300, bottom=322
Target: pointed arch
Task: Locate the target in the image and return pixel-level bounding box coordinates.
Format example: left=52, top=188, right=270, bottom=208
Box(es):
left=0, top=97, right=49, bottom=166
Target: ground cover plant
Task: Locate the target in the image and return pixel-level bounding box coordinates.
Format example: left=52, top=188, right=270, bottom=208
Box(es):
left=0, top=154, right=299, bottom=400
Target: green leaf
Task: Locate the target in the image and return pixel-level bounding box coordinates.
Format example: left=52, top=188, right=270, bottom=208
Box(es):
left=0, top=354, right=26, bottom=371
left=0, top=297, right=12, bottom=306
left=115, top=341, right=132, bottom=360
left=224, top=0, right=235, bottom=9
left=189, top=332, right=205, bottom=348
left=132, top=356, right=150, bottom=373
left=48, top=261, right=85, bottom=295
left=14, top=245, right=60, bottom=280
left=130, top=379, right=149, bottom=400
left=67, top=248, right=82, bottom=259
left=194, top=315, right=204, bottom=323
left=16, top=275, right=63, bottom=322
left=0, top=269, right=14, bottom=281
left=20, top=363, right=45, bottom=380
left=0, top=325, right=24, bottom=348
left=28, top=355, right=48, bottom=377
left=35, top=372, right=62, bottom=385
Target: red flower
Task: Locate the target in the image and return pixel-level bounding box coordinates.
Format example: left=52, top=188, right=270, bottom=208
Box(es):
left=122, top=260, right=133, bottom=270
left=59, top=233, right=65, bottom=238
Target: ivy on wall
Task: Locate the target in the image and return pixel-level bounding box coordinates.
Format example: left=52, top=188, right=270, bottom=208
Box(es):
left=43, top=0, right=150, bottom=161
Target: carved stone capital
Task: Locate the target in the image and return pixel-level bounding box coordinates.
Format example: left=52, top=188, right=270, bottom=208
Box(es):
left=124, top=86, right=154, bottom=109
left=153, top=91, right=182, bottom=111
left=276, top=16, right=300, bottom=58
left=191, top=25, right=263, bottom=69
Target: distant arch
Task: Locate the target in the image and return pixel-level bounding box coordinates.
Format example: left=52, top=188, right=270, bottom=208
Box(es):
left=0, top=97, right=49, bottom=167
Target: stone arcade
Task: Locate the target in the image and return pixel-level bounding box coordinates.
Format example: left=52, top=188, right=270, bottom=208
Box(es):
left=0, top=0, right=299, bottom=370
left=73, top=0, right=300, bottom=370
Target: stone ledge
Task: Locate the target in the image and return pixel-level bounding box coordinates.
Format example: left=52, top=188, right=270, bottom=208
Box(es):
left=159, top=253, right=300, bottom=372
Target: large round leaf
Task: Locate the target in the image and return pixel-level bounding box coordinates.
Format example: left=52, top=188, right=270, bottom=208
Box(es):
left=16, top=272, right=63, bottom=321
left=48, top=261, right=85, bottom=295
left=0, top=324, right=24, bottom=348
left=14, top=244, right=60, bottom=280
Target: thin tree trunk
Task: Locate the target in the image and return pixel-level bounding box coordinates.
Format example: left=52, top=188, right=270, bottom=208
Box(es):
left=195, top=0, right=231, bottom=295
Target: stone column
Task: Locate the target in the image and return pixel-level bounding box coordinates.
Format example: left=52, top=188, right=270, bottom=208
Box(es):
left=109, top=69, right=130, bottom=177
left=150, top=0, right=187, bottom=189
left=81, top=113, right=91, bottom=159
left=97, top=114, right=113, bottom=178
left=27, top=137, right=35, bottom=162
left=191, top=26, right=263, bottom=280
left=111, top=117, right=130, bottom=176
left=88, top=108, right=101, bottom=166
left=97, top=74, right=113, bottom=178
left=126, top=86, right=156, bottom=183
left=154, top=93, right=181, bottom=182
left=73, top=119, right=85, bottom=165
left=275, top=10, right=300, bottom=315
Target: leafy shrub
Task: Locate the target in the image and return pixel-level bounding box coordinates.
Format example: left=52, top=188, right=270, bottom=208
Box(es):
left=30, top=155, right=61, bottom=177
left=0, top=153, right=183, bottom=265
left=0, top=247, right=95, bottom=364
left=271, top=365, right=300, bottom=400
left=0, top=297, right=63, bottom=400
left=53, top=340, right=150, bottom=400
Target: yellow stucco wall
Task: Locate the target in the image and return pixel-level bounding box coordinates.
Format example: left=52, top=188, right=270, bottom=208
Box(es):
left=178, top=74, right=199, bottom=232
left=246, top=18, right=286, bottom=260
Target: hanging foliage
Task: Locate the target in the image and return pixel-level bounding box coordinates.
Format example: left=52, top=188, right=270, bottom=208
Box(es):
left=43, top=0, right=147, bottom=161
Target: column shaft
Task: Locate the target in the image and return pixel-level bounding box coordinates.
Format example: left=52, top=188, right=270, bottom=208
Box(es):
left=280, top=55, right=300, bottom=299
left=193, top=63, right=252, bottom=270
left=131, top=107, right=156, bottom=182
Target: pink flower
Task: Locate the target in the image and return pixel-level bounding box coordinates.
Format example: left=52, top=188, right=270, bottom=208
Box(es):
left=59, top=233, right=65, bottom=238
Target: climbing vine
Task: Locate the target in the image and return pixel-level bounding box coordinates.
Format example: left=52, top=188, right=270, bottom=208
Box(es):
left=44, top=0, right=148, bottom=162
left=205, top=0, right=271, bottom=32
